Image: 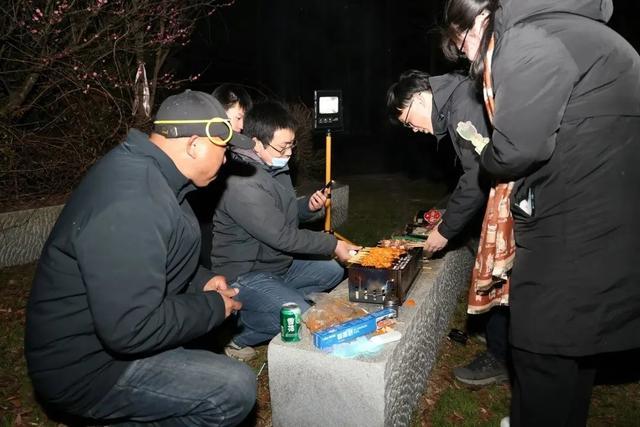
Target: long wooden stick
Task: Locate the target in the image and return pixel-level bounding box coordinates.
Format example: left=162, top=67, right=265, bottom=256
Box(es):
left=324, top=129, right=332, bottom=232
left=333, top=231, right=355, bottom=245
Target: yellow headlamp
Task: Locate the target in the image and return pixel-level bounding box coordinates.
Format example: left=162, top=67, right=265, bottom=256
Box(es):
left=153, top=117, right=233, bottom=147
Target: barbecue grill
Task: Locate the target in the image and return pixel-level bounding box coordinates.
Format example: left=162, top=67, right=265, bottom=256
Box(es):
left=347, top=247, right=423, bottom=304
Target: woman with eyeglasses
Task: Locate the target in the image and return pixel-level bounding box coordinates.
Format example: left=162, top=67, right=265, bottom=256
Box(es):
left=441, top=1, right=640, bottom=426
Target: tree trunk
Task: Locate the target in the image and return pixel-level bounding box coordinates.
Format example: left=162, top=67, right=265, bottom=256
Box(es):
left=0, top=72, right=41, bottom=120
left=150, top=47, right=170, bottom=112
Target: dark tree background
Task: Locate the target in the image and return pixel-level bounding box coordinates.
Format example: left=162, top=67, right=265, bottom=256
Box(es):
left=177, top=0, right=458, bottom=182
left=2, top=0, right=638, bottom=204
left=176, top=0, right=640, bottom=182
left=0, top=0, right=236, bottom=204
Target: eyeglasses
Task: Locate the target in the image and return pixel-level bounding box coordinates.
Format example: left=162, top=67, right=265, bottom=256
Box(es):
left=457, top=28, right=470, bottom=57
left=268, top=141, right=297, bottom=154
left=401, top=97, right=416, bottom=129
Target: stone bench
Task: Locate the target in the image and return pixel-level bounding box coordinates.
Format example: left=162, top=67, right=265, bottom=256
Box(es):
left=296, top=181, right=349, bottom=231
left=0, top=205, right=64, bottom=268
left=267, top=245, right=475, bottom=427
left=0, top=184, right=349, bottom=269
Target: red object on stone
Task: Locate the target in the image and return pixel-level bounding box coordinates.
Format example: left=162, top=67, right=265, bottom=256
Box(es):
left=423, top=209, right=442, bottom=225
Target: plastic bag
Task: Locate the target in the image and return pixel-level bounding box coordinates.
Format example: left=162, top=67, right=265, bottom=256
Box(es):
left=303, top=293, right=369, bottom=333
left=132, top=62, right=151, bottom=118
left=330, top=337, right=382, bottom=359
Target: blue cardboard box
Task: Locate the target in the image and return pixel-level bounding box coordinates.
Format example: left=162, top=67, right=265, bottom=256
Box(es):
left=312, top=307, right=396, bottom=349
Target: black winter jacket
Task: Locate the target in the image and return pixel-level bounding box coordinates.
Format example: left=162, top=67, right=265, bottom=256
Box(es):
left=429, top=74, right=490, bottom=240
left=483, top=0, right=640, bottom=355
left=210, top=149, right=337, bottom=282
left=25, top=129, right=225, bottom=414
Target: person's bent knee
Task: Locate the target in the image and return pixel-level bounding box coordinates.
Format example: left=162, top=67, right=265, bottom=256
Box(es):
left=206, top=360, right=256, bottom=426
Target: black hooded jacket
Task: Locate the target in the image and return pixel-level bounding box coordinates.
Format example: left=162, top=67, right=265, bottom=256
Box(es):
left=428, top=73, right=490, bottom=240
left=483, top=0, right=640, bottom=355
left=25, top=129, right=226, bottom=414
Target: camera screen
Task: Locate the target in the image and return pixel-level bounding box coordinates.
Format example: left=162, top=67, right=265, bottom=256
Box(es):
left=318, top=96, right=339, bottom=114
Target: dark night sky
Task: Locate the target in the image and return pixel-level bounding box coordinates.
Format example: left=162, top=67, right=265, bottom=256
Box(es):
left=176, top=0, right=640, bottom=179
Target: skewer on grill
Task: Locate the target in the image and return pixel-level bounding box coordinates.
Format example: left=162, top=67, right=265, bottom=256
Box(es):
left=347, top=247, right=372, bottom=264
left=347, top=246, right=407, bottom=268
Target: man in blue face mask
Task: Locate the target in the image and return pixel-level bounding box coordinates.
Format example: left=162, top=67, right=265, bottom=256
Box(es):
left=208, top=100, right=360, bottom=361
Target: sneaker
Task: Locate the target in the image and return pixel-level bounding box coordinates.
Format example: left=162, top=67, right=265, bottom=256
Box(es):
left=453, top=351, right=508, bottom=385
left=224, top=340, right=257, bottom=361
left=500, top=416, right=510, bottom=427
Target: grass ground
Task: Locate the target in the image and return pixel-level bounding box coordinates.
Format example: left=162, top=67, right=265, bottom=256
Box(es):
left=1, top=173, right=639, bottom=426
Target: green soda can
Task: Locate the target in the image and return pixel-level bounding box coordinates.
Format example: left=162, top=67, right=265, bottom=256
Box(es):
left=280, top=302, right=302, bottom=342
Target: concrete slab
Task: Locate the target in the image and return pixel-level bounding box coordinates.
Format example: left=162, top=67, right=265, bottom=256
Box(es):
left=268, top=245, right=475, bottom=427
left=0, top=204, right=63, bottom=268
left=0, top=185, right=348, bottom=269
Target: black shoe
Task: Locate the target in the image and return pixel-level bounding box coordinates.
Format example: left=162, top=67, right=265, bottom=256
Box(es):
left=453, top=351, right=508, bottom=385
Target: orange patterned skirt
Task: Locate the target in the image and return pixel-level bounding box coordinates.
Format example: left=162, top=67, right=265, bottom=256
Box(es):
left=467, top=182, right=515, bottom=314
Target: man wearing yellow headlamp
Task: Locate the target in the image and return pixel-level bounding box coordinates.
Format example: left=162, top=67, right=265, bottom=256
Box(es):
left=26, top=90, right=257, bottom=426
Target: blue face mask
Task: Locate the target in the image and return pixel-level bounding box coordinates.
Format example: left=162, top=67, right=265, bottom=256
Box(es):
left=271, top=157, right=290, bottom=168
